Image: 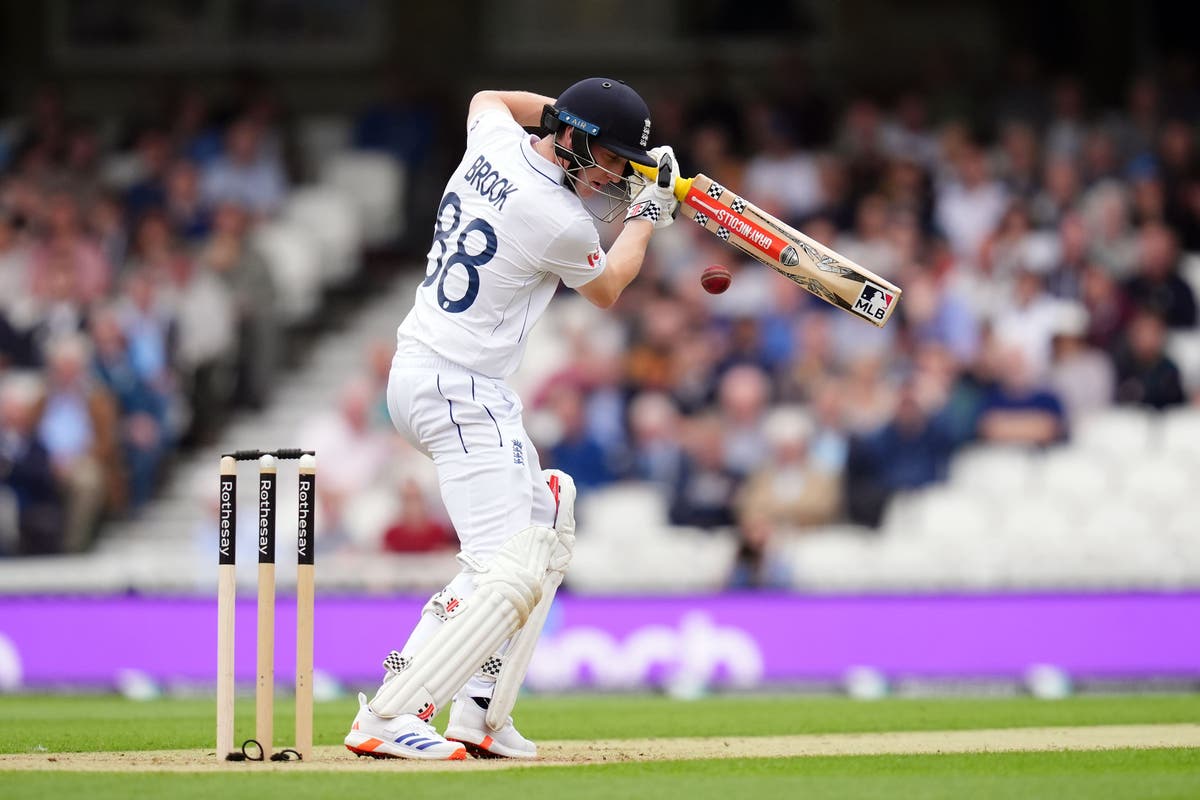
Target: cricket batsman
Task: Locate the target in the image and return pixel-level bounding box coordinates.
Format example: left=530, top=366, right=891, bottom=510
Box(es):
left=343, top=77, right=680, bottom=760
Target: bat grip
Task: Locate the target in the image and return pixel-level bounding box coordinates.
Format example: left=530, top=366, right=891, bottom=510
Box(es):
left=630, top=161, right=692, bottom=203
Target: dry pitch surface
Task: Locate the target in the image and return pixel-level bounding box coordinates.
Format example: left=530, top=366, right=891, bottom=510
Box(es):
left=3, top=724, right=1197, bottom=773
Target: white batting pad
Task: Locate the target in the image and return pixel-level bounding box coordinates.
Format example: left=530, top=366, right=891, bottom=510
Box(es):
left=487, top=470, right=576, bottom=731
left=368, top=525, right=556, bottom=720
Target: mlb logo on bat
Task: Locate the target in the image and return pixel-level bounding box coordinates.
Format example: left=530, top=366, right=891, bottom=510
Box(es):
left=854, top=281, right=895, bottom=321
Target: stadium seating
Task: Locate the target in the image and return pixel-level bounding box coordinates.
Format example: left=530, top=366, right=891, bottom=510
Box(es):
left=1075, top=407, right=1159, bottom=454
left=251, top=220, right=326, bottom=323
left=320, top=151, right=406, bottom=247
left=283, top=186, right=364, bottom=285
left=947, top=445, right=1036, bottom=499
left=1167, top=331, right=1200, bottom=393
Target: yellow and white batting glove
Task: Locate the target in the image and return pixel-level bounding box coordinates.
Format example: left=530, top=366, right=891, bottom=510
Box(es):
left=624, top=145, right=680, bottom=230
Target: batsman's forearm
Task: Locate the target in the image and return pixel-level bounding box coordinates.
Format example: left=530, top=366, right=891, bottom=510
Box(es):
left=590, top=221, right=653, bottom=308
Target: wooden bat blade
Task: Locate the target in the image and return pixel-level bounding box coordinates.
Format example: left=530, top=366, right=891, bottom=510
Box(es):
left=682, top=175, right=901, bottom=326
left=631, top=163, right=901, bottom=326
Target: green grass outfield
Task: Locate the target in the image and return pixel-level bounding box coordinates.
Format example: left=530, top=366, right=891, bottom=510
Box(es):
left=2, top=694, right=1199, bottom=799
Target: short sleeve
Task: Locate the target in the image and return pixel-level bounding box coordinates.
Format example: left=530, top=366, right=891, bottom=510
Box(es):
left=466, top=108, right=523, bottom=149
left=540, top=215, right=606, bottom=288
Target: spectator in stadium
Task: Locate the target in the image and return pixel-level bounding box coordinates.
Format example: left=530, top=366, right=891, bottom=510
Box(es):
left=1129, top=160, right=1167, bottom=227
left=838, top=192, right=902, bottom=277
left=365, top=337, right=396, bottom=429
left=741, top=104, right=824, bottom=222
left=879, top=154, right=935, bottom=233
left=201, top=117, right=287, bottom=217
left=115, top=269, right=177, bottom=397
left=36, top=335, right=123, bottom=550
left=163, top=159, right=213, bottom=243
left=26, top=240, right=91, bottom=360
left=202, top=202, right=279, bottom=409
left=86, top=192, right=129, bottom=279
left=979, top=201, right=1037, bottom=286
left=669, top=326, right=723, bottom=416
left=0, top=375, right=62, bottom=555
left=1113, top=309, right=1187, bottom=409
left=806, top=378, right=852, bottom=472
left=0, top=210, right=38, bottom=367
left=728, top=508, right=792, bottom=590
left=0, top=209, right=30, bottom=304
left=975, top=344, right=1067, bottom=446
left=1044, top=213, right=1090, bottom=300
left=542, top=382, right=618, bottom=495
left=168, top=88, right=224, bottom=166
left=880, top=91, right=939, bottom=169
left=30, top=191, right=112, bottom=310
left=1123, top=221, right=1197, bottom=329
left=995, top=121, right=1041, bottom=200
left=1082, top=181, right=1138, bottom=277
left=1044, top=77, right=1088, bottom=160
left=1047, top=303, right=1116, bottom=426
left=624, top=288, right=690, bottom=395
left=780, top=310, right=836, bottom=403
left=166, top=248, right=238, bottom=445
left=1079, top=264, right=1133, bottom=351
left=89, top=306, right=171, bottom=509
left=991, top=266, right=1065, bottom=379
left=900, top=266, right=980, bottom=365
left=712, top=316, right=775, bottom=378
left=716, top=363, right=773, bottom=475
left=736, top=406, right=840, bottom=532
left=1031, top=155, right=1083, bottom=229
left=934, top=141, right=1009, bottom=269
left=625, top=391, right=685, bottom=489
left=1081, top=127, right=1123, bottom=187
left=125, top=209, right=192, bottom=286
left=1157, top=120, right=1197, bottom=224
left=301, top=378, right=394, bottom=549
left=839, top=354, right=898, bottom=435
left=382, top=477, right=455, bottom=553
left=668, top=412, right=742, bottom=530
left=844, top=380, right=956, bottom=527
left=123, top=128, right=172, bottom=222
left=836, top=97, right=888, bottom=201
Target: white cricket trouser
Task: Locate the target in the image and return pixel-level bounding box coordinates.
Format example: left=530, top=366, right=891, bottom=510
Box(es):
left=387, top=338, right=558, bottom=561
left=386, top=337, right=557, bottom=669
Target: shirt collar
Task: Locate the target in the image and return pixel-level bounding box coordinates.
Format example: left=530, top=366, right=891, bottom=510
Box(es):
left=520, top=134, right=564, bottom=186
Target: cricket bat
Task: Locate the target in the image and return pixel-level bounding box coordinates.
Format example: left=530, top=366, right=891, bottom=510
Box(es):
left=632, top=163, right=902, bottom=326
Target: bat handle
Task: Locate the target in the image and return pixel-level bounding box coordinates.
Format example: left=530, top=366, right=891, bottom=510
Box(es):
left=630, top=161, right=692, bottom=203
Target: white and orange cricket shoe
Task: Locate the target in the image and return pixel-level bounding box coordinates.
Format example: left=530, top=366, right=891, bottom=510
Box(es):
left=444, top=694, right=537, bottom=759
left=344, top=693, right=467, bottom=761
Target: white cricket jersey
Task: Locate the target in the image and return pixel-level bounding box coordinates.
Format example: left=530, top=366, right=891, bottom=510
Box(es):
left=397, top=109, right=606, bottom=378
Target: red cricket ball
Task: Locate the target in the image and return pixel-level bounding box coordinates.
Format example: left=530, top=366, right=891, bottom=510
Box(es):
left=700, top=264, right=732, bottom=294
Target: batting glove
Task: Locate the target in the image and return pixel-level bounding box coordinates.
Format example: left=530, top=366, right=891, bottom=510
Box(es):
left=624, top=145, right=680, bottom=230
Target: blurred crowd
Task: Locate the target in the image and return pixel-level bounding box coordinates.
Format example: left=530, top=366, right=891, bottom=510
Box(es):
left=520, top=59, right=1200, bottom=589
left=0, top=74, right=440, bottom=556
left=4, top=58, right=1200, bottom=588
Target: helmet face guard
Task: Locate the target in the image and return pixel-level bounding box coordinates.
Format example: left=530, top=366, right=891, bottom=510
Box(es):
left=541, top=78, right=655, bottom=223
left=544, top=118, right=634, bottom=222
